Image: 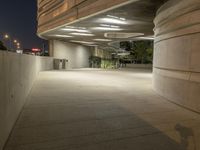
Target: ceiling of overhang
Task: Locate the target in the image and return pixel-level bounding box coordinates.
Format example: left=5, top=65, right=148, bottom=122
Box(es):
left=42, top=0, right=166, bottom=50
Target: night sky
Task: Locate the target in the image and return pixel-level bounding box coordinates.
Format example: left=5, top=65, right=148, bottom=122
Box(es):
left=0, top=0, right=46, bottom=49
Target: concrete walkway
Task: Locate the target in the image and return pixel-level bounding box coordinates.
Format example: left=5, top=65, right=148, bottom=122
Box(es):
left=4, top=69, right=200, bottom=150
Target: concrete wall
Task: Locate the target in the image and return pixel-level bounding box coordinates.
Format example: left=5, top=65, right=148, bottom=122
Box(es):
left=52, top=40, right=92, bottom=69
left=153, top=0, right=200, bottom=112
left=0, top=51, right=53, bottom=150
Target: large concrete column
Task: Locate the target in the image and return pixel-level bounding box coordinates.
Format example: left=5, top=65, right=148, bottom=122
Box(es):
left=153, top=0, right=200, bottom=112
left=49, top=40, right=54, bottom=57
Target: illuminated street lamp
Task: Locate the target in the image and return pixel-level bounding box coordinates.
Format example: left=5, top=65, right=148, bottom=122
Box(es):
left=2, top=34, right=22, bottom=51
left=13, top=39, right=20, bottom=50
left=4, top=34, right=9, bottom=39
left=17, top=43, right=20, bottom=48
left=4, top=34, right=12, bottom=50
left=15, top=42, right=21, bottom=50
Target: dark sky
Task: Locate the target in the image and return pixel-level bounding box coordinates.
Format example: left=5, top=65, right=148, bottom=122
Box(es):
left=0, top=0, right=46, bottom=49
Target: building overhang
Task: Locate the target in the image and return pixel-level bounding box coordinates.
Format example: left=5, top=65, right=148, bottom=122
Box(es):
left=38, top=0, right=167, bottom=49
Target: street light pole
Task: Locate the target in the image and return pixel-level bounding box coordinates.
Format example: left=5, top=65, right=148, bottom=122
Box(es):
left=2, top=33, right=22, bottom=52
left=4, top=34, right=12, bottom=51
left=17, top=42, right=20, bottom=49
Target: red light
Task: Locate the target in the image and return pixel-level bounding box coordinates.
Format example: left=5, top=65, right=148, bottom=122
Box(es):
left=32, top=48, right=41, bottom=52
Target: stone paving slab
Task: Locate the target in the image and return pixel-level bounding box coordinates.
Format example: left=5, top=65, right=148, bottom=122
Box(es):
left=4, top=69, right=200, bottom=150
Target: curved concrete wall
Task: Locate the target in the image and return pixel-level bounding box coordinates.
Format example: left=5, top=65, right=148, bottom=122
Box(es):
left=153, top=0, right=200, bottom=112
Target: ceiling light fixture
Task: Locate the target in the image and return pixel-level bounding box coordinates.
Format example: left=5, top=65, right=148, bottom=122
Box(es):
left=70, top=40, right=96, bottom=45
left=61, top=26, right=90, bottom=33
left=70, top=33, right=95, bottom=36
left=61, top=28, right=90, bottom=33
left=93, top=39, right=112, bottom=42
left=92, top=27, right=123, bottom=31
left=100, top=24, right=120, bottom=28
left=53, top=35, right=73, bottom=38
left=136, top=37, right=154, bottom=40
left=99, top=18, right=127, bottom=25
left=107, top=15, right=126, bottom=21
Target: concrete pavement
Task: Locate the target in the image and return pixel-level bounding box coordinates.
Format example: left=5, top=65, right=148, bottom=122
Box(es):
left=4, top=69, right=200, bottom=150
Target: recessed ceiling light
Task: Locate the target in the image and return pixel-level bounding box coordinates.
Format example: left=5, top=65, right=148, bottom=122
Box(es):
left=70, top=40, right=96, bottom=45
left=136, top=37, right=154, bottom=40
left=120, top=18, right=126, bottom=21
left=100, top=24, right=120, bottom=28
left=99, top=18, right=127, bottom=25
left=107, top=15, right=119, bottom=19
left=61, top=28, right=90, bottom=33
left=93, top=39, right=112, bottom=42
left=53, top=35, right=73, bottom=38
left=61, top=26, right=90, bottom=33
left=70, top=33, right=95, bottom=36
left=107, top=15, right=126, bottom=21
left=92, top=27, right=123, bottom=31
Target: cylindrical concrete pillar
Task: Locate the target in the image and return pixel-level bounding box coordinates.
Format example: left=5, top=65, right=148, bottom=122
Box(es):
left=48, top=40, right=54, bottom=57
left=153, top=0, right=200, bottom=112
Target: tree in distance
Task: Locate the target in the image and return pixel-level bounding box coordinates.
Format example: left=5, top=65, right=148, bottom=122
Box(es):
left=0, top=40, right=7, bottom=50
